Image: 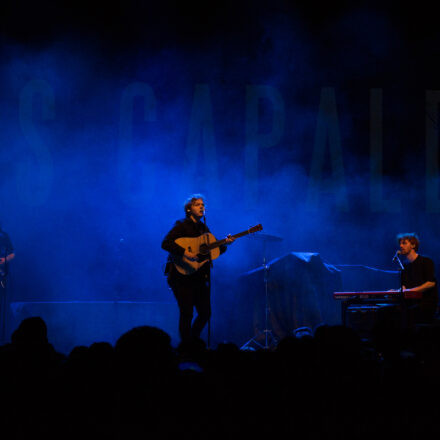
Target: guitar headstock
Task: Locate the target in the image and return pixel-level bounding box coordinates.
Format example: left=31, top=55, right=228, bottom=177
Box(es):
left=249, top=224, right=263, bottom=234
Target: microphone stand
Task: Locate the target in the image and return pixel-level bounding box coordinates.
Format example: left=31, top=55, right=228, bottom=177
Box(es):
left=204, top=215, right=212, bottom=349
left=393, top=253, right=405, bottom=291
left=393, top=253, right=407, bottom=328
left=399, top=264, right=404, bottom=295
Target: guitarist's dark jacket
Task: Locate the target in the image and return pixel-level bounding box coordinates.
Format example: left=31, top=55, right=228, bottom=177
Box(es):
left=161, top=217, right=227, bottom=286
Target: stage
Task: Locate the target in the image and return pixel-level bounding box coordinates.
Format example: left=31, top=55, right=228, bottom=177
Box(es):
left=8, top=300, right=179, bottom=354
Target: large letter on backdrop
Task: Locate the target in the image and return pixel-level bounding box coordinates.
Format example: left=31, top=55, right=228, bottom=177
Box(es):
left=183, top=84, right=219, bottom=194
left=307, top=87, right=348, bottom=211
left=426, top=90, right=440, bottom=212
left=18, top=79, right=54, bottom=206
left=245, top=85, right=285, bottom=208
left=118, top=82, right=156, bottom=206
left=370, top=88, right=401, bottom=212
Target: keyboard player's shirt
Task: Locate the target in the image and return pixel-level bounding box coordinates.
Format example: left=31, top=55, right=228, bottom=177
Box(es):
left=402, top=254, right=438, bottom=323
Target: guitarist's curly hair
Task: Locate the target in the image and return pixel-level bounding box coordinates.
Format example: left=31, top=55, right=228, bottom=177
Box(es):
left=184, top=193, right=206, bottom=217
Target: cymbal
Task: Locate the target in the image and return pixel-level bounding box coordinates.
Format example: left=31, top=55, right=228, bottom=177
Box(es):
left=249, top=232, right=283, bottom=242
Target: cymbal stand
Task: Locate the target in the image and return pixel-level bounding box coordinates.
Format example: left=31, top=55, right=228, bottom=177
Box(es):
left=241, top=241, right=276, bottom=350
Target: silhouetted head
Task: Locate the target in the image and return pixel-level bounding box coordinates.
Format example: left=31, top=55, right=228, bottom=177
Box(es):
left=11, top=317, right=48, bottom=346
left=115, top=325, right=173, bottom=370
left=68, top=345, right=88, bottom=361
left=177, top=337, right=207, bottom=362
left=314, top=324, right=361, bottom=364
left=275, top=335, right=299, bottom=354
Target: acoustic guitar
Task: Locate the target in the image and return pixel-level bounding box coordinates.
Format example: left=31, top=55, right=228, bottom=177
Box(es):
left=173, top=224, right=263, bottom=275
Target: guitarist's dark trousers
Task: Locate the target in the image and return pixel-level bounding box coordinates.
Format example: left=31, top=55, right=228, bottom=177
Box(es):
left=168, top=267, right=211, bottom=343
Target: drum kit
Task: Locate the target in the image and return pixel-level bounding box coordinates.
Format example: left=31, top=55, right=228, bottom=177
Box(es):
left=239, top=231, right=283, bottom=350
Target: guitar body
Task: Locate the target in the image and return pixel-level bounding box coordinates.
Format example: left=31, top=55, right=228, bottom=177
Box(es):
left=174, top=233, right=221, bottom=275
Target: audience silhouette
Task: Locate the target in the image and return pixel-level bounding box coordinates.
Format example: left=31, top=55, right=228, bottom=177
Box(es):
left=0, top=316, right=439, bottom=439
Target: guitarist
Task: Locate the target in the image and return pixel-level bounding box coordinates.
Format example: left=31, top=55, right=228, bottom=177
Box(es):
left=0, top=225, right=15, bottom=289
left=161, top=194, right=235, bottom=344
left=0, top=224, right=14, bottom=343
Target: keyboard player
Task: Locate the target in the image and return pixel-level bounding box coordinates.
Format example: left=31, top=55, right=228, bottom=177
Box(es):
left=392, top=233, right=438, bottom=324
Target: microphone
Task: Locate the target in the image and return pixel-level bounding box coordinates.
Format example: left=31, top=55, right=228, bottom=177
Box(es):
left=392, top=250, right=401, bottom=262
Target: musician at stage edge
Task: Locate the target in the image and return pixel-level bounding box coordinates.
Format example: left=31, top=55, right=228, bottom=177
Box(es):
left=161, top=194, right=235, bottom=345
left=395, top=233, right=438, bottom=325
left=0, top=225, right=15, bottom=289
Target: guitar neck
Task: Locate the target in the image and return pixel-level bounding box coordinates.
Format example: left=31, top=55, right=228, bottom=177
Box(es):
left=207, top=229, right=255, bottom=250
